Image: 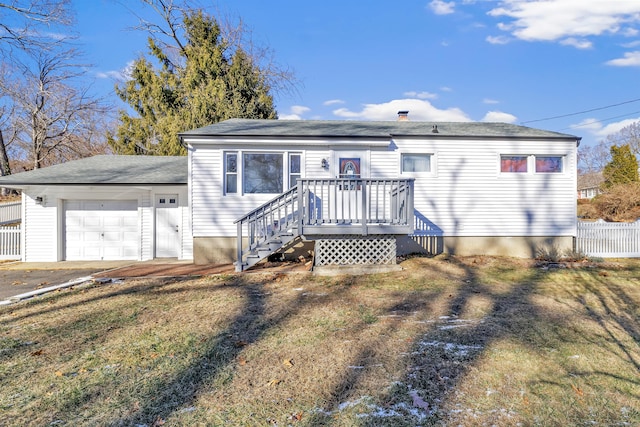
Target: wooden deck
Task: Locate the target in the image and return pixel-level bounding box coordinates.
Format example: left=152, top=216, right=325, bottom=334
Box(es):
left=234, top=178, right=414, bottom=270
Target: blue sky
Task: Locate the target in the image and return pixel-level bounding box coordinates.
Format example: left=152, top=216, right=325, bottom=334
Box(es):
left=74, top=0, right=640, bottom=147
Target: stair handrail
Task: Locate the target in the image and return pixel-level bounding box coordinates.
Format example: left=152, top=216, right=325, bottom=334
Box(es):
left=234, top=186, right=301, bottom=268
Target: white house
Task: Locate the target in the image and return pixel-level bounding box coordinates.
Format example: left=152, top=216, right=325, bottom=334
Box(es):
left=0, top=156, right=191, bottom=262
left=180, top=118, right=581, bottom=270
left=0, top=117, right=580, bottom=268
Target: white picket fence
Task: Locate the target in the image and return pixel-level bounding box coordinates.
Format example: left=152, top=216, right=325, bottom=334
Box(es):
left=576, top=220, right=640, bottom=258
left=0, top=225, right=20, bottom=260
left=0, top=201, right=21, bottom=225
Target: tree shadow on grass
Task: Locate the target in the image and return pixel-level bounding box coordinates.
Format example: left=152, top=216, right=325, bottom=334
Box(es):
left=304, top=257, right=640, bottom=426
left=106, top=272, right=353, bottom=426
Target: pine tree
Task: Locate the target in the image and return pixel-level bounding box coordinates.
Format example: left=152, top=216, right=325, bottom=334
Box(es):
left=108, top=9, right=277, bottom=155
left=602, top=144, right=639, bottom=188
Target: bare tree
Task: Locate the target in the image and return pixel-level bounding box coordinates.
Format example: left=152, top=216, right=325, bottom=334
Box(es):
left=0, top=0, right=75, bottom=178
left=604, top=121, right=640, bottom=158
left=578, top=140, right=611, bottom=174
left=0, top=0, right=73, bottom=53
left=578, top=121, right=640, bottom=174
left=1, top=46, right=110, bottom=169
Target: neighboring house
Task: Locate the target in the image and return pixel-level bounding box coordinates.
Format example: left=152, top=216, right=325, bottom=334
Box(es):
left=0, top=156, right=191, bottom=262
left=0, top=117, right=581, bottom=267
left=180, top=118, right=581, bottom=269
left=577, top=172, right=604, bottom=199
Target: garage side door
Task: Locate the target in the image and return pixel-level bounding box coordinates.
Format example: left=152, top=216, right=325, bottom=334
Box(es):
left=65, top=200, right=139, bottom=260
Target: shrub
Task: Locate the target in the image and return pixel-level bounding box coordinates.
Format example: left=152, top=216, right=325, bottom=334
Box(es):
left=592, top=182, right=640, bottom=222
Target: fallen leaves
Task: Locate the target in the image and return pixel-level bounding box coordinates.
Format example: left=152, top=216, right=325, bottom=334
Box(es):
left=282, top=358, right=294, bottom=367
left=267, top=378, right=282, bottom=387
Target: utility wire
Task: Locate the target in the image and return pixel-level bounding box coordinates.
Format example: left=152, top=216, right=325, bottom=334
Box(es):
left=521, top=97, right=640, bottom=124
left=560, top=110, right=640, bottom=131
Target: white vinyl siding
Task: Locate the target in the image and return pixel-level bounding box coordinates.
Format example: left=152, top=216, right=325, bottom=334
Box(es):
left=188, top=136, right=577, bottom=240
left=393, top=137, right=576, bottom=237
left=190, top=144, right=330, bottom=237
left=20, top=186, right=190, bottom=262
left=22, top=194, right=57, bottom=261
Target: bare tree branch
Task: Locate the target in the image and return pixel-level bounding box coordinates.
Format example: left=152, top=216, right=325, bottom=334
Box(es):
left=0, top=0, right=74, bottom=53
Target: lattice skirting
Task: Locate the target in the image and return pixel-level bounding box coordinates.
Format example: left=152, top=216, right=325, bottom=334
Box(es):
left=314, top=235, right=397, bottom=266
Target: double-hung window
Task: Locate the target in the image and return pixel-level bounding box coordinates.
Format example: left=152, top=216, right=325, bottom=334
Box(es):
left=224, top=151, right=302, bottom=195
left=402, top=153, right=432, bottom=173
left=289, top=153, right=301, bottom=188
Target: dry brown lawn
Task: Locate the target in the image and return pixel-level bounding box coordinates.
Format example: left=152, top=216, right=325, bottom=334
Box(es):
left=1, top=255, right=639, bottom=426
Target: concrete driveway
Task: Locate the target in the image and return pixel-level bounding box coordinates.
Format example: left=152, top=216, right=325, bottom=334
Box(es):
left=0, top=261, right=135, bottom=301
left=0, top=260, right=237, bottom=303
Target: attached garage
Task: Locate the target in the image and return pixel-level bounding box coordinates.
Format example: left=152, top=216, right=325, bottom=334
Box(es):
left=64, top=200, right=139, bottom=261
left=0, top=155, right=192, bottom=262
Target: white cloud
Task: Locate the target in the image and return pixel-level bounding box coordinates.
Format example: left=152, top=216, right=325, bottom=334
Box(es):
left=606, top=50, right=640, bottom=66
left=97, top=61, right=135, bottom=82
left=323, top=99, right=345, bottom=106
left=332, top=99, right=471, bottom=122
left=622, top=40, right=640, bottom=48
left=482, top=111, right=517, bottom=123
left=279, top=105, right=310, bottom=120
left=571, top=117, right=640, bottom=138
left=487, top=1, right=640, bottom=45
left=291, top=105, right=311, bottom=115
left=429, top=0, right=455, bottom=15
left=404, top=91, right=438, bottom=100
left=560, top=37, right=592, bottom=49
left=483, top=98, right=500, bottom=105
left=486, top=35, right=510, bottom=45
left=440, top=86, right=453, bottom=92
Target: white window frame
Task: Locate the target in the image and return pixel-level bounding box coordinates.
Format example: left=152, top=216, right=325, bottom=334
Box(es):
left=224, top=152, right=239, bottom=194
left=400, top=152, right=436, bottom=176
left=498, top=154, right=566, bottom=176
left=223, top=150, right=303, bottom=195
left=534, top=155, right=564, bottom=174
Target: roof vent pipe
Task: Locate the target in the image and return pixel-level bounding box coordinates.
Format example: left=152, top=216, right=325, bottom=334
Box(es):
left=397, top=110, right=409, bottom=121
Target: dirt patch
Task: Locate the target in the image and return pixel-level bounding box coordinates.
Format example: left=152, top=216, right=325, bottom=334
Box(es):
left=92, top=263, right=235, bottom=278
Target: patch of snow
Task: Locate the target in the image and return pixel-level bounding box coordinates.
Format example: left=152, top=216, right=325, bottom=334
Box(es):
left=417, top=340, right=483, bottom=357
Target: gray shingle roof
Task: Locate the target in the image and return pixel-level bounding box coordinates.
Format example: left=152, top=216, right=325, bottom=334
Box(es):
left=0, top=155, right=187, bottom=187
left=180, top=118, right=581, bottom=140
left=577, top=172, right=604, bottom=190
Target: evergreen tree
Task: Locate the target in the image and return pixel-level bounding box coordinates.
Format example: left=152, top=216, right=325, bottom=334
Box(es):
left=108, top=9, right=277, bottom=155
left=602, top=144, right=639, bottom=188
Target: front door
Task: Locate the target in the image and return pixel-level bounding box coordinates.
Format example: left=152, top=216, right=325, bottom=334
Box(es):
left=155, top=194, right=180, bottom=258
left=333, top=151, right=368, bottom=222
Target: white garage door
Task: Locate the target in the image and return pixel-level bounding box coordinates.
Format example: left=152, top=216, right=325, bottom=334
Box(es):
left=64, top=200, right=139, bottom=260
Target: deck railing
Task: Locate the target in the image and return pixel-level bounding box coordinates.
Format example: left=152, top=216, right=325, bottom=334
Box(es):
left=235, top=178, right=414, bottom=267
left=235, top=187, right=301, bottom=264
left=297, top=178, right=414, bottom=235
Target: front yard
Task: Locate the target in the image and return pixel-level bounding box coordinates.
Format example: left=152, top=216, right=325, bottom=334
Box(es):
left=1, top=256, right=638, bottom=426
